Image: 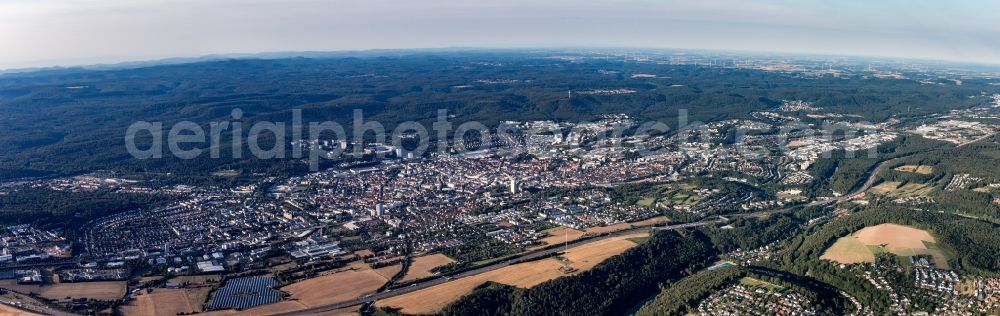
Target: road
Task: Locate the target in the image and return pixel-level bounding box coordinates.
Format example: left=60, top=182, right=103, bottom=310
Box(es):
left=844, top=158, right=895, bottom=200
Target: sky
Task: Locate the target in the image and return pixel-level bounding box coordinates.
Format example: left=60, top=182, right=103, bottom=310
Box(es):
left=1, top=0, right=999, bottom=69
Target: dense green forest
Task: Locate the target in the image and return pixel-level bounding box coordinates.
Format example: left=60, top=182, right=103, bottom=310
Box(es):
left=1, top=52, right=992, bottom=183
left=0, top=187, right=175, bottom=228
left=698, top=215, right=799, bottom=252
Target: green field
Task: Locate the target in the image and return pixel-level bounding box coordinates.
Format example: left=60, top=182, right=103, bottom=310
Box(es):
left=739, top=277, right=783, bottom=291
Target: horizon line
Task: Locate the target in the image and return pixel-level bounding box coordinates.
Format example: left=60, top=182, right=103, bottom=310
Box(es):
left=3, top=46, right=1000, bottom=74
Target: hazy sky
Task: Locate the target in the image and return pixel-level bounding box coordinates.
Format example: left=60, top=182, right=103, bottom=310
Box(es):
left=2, top=0, right=998, bottom=69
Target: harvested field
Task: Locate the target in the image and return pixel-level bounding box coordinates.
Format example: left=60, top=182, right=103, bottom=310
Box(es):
left=282, top=268, right=389, bottom=307
left=402, top=254, right=456, bottom=281
left=530, top=227, right=585, bottom=250
left=122, top=288, right=194, bottom=316
left=373, top=264, right=403, bottom=280
left=895, top=165, right=934, bottom=175
left=820, top=235, right=875, bottom=264
left=377, top=234, right=644, bottom=314
left=854, top=224, right=935, bottom=249
left=0, top=304, right=40, bottom=316
left=0, top=281, right=126, bottom=301
left=821, top=224, right=950, bottom=269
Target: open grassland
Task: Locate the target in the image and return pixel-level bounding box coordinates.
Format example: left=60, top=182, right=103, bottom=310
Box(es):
left=0, top=280, right=126, bottom=301
left=377, top=234, right=644, bottom=314
left=870, top=181, right=902, bottom=195
left=402, top=254, right=456, bottom=281
left=122, top=288, right=193, bottom=316
left=821, top=224, right=950, bottom=269
left=529, top=227, right=585, bottom=250
left=892, top=183, right=934, bottom=198
left=869, top=181, right=933, bottom=198
left=739, top=277, right=784, bottom=291
left=895, top=165, right=934, bottom=175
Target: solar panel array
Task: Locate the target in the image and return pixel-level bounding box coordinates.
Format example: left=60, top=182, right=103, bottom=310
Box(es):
left=208, top=276, right=282, bottom=310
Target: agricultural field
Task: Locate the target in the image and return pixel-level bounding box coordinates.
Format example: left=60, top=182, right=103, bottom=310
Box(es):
left=821, top=224, right=951, bottom=269
left=377, top=234, right=644, bottom=314
left=0, top=280, right=126, bottom=301
left=373, top=264, right=403, bottom=280
left=402, top=254, right=456, bottom=281
left=201, top=264, right=389, bottom=315
left=0, top=304, right=39, bottom=316
left=281, top=267, right=390, bottom=307
left=894, top=165, right=935, bottom=175
left=820, top=236, right=876, bottom=264
left=529, top=227, right=585, bottom=250
left=122, top=288, right=194, bottom=316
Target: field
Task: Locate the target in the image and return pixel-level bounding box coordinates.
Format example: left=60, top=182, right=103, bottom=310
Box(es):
left=282, top=267, right=389, bottom=307
left=869, top=181, right=933, bottom=198
left=122, top=288, right=194, bottom=316
left=377, top=234, right=644, bottom=314
left=739, top=277, right=783, bottom=291
left=162, top=274, right=220, bottom=311
left=869, top=181, right=902, bottom=195
left=820, top=235, right=876, bottom=263
left=0, top=304, right=39, bottom=316
left=0, top=280, right=126, bottom=301
left=529, top=227, right=585, bottom=250
left=894, top=165, right=934, bottom=175
left=201, top=264, right=390, bottom=315
left=402, top=254, right=456, bottom=281
left=821, top=224, right=951, bottom=269
left=373, top=264, right=403, bottom=280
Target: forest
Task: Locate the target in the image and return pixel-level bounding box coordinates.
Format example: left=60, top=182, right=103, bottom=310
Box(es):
left=0, top=51, right=991, bottom=184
